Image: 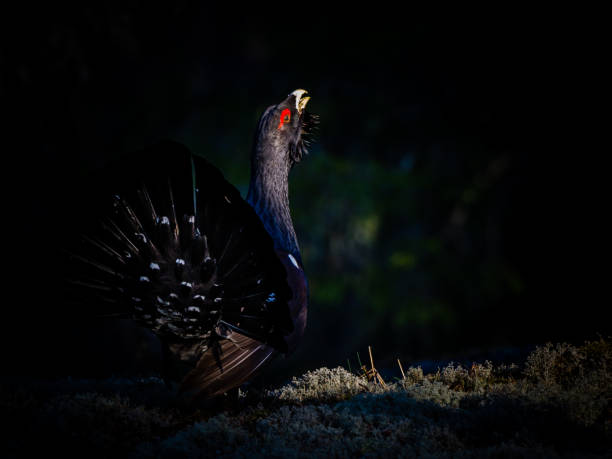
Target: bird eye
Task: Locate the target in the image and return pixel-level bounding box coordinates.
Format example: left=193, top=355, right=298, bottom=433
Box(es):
left=278, top=108, right=291, bottom=129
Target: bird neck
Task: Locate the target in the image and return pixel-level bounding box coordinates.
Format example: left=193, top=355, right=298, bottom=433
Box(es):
left=246, top=153, right=300, bottom=260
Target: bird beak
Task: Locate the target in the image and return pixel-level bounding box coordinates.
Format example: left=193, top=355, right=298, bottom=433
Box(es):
left=290, top=89, right=311, bottom=114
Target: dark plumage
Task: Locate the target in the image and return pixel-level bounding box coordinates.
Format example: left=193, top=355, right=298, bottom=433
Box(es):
left=65, top=90, right=316, bottom=398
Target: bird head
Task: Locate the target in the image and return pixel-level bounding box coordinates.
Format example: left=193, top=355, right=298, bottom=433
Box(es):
left=253, top=89, right=318, bottom=167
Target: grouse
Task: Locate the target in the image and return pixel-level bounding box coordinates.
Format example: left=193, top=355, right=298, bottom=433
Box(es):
left=65, top=89, right=316, bottom=398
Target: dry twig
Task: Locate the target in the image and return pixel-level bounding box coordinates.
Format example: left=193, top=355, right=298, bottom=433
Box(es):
left=360, top=346, right=387, bottom=388
left=397, top=358, right=406, bottom=380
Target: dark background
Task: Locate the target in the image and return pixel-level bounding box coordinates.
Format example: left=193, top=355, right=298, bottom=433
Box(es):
left=2, top=5, right=607, bottom=383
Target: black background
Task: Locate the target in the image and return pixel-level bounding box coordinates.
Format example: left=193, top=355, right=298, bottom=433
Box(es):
left=1, top=5, right=607, bottom=382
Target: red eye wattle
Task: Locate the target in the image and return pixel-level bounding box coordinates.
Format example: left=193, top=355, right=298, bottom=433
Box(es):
left=278, top=108, right=291, bottom=129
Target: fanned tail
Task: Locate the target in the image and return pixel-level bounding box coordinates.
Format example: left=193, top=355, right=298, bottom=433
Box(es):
left=64, top=141, right=296, bottom=397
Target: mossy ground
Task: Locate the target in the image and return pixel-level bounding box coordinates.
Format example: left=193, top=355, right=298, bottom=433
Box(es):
left=2, top=338, right=610, bottom=458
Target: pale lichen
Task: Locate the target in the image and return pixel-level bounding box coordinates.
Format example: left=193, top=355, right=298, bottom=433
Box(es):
left=2, top=338, right=610, bottom=457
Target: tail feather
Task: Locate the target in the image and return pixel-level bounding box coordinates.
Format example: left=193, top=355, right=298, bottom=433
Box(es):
left=64, top=141, right=296, bottom=396
left=136, top=185, right=158, bottom=227
left=180, top=329, right=275, bottom=399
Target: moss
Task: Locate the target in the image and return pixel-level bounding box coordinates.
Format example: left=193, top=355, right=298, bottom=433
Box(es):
left=2, top=339, right=610, bottom=457
left=402, top=365, right=425, bottom=385
left=520, top=338, right=611, bottom=428
left=525, top=338, right=612, bottom=387
left=1, top=387, right=177, bottom=457
left=267, top=366, right=371, bottom=404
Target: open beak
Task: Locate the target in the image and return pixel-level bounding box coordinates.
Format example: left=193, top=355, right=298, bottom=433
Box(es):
left=290, top=89, right=311, bottom=114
